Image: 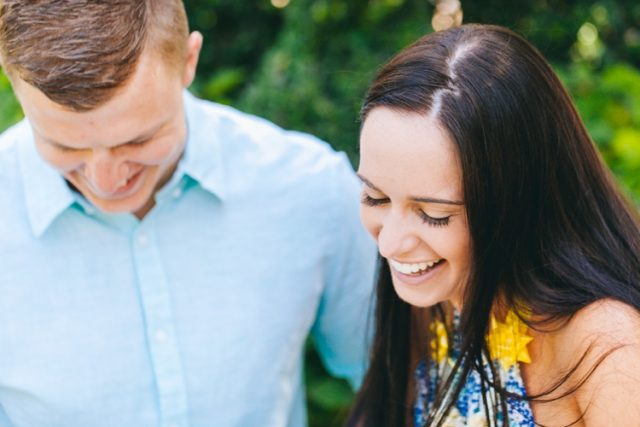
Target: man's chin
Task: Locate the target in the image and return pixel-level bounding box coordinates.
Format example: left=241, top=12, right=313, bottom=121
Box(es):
left=84, top=193, right=150, bottom=216
left=72, top=174, right=155, bottom=216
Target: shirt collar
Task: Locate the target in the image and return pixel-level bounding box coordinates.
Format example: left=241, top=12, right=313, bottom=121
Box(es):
left=177, top=91, right=226, bottom=200
left=17, top=122, right=76, bottom=238
left=17, top=91, right=226, bottom=238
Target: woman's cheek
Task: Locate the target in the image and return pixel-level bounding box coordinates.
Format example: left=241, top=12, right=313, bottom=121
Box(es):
left=359, top=207, right=383, bottom=241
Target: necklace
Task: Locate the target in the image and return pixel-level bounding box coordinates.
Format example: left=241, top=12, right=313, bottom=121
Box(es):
left=487, top=310, right=533, bottom=370
left=429, top=309, right=533, bottom=368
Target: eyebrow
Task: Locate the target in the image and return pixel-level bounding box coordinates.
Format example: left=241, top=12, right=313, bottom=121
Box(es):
left=44, top=120, right=167, bottom=150
left=356, top=173, right=464, bottom=206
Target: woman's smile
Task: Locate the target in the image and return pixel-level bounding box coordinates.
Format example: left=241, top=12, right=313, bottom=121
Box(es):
left=389, top=258, right=446, bottom=286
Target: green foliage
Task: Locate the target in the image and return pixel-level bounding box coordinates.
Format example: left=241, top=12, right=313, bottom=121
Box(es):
left=304, top=340, right=354, bottom=427
left=184, top=0, right=284, bottom=102
left=194, top=67, right=246, bottom=104
left=559, top=62, right=640, bottom=203
left=234, top=0, right=431, bottom=161
left=0, top=70, right=23, bottom=130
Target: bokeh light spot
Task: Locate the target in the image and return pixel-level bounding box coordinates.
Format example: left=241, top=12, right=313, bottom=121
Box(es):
left=271, top=0, right=290, bottom=8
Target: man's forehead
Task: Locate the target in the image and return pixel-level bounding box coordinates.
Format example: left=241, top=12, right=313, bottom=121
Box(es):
left=14, top=55, right=182, bottom=149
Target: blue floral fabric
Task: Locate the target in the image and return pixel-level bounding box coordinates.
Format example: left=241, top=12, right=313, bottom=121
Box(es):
left=414, top=330, right=535, bottom=426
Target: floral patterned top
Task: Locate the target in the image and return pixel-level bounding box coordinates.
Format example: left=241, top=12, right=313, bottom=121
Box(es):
left=414, top=311, right=536, bottom=427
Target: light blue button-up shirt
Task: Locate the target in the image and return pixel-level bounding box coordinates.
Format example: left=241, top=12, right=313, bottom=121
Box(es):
left=0, top=92, right=377, bottom=427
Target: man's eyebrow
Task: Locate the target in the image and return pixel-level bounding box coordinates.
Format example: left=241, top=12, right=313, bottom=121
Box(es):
left=43, top=138, right=70, bottom=149
left=356, top=173, right=464, bottom=206
left=43, top=121, right=167, bottom=149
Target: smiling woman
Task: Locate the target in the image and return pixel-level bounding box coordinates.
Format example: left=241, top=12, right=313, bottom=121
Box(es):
left=358, top=109, right=470, bottom=310
left=347, top=24, right=640, bottom=427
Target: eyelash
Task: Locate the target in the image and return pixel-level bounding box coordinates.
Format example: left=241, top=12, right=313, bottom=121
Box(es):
left=417, top=210, right=450, bottom=227
left=360, top=193, right=388, bottom=207
left=360, top=194, right=451, bottom=227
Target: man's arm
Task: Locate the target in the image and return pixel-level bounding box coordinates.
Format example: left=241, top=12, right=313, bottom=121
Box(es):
left=310, top=153, right=378, bottom=389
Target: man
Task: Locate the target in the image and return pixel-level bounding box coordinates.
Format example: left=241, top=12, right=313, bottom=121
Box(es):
left=0, top=1, right=376, bottom=426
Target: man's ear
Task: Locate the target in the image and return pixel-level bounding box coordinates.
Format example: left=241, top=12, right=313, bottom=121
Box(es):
left=182, top=31, right=203, bottom=87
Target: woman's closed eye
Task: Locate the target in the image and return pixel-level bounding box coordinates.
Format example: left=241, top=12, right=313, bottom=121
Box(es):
left=361, top=192, right=452, bottom=227
left=417, top=210, right=450, bottom=227
left=361, top=193, right=389, bottom=206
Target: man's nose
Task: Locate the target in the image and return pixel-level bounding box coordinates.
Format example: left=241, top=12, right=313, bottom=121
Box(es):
left=84, top=149, right=129, bottom=195
left=376, top=211, right=420, bottom=260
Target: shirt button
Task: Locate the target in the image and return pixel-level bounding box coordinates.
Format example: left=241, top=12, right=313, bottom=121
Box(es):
left=155, top=329, right=168, bottom=342
left=85, top=206, right=95, bottom=215
left=172, top=188, right=182, bottom=199
left=137, top=233, right=148, bottom=246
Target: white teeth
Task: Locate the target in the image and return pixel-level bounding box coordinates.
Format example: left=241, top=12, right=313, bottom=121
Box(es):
left=390, top=259, right=442, bottom=274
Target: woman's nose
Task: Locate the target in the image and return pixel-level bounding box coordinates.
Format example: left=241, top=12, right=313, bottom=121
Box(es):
left=376, top=213, right=420, bottom=260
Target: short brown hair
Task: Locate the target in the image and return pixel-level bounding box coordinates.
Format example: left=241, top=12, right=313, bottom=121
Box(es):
left=0, top=0, right=189, bottom=111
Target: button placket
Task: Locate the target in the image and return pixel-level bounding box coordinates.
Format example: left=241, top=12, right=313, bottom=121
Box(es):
left=131, top=223, right=189, bottom=427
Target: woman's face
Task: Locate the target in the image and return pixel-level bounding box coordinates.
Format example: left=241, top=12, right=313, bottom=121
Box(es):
left=358, top=107, right=471, bottom=309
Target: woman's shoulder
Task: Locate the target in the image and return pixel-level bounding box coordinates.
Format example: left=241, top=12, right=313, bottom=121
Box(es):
left=552, top=299, right=640, bottom=424
left=563, top=298, right=640, bottom=347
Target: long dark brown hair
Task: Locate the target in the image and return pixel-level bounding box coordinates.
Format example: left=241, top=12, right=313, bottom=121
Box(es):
left=347, top=24, right=640, bottom=427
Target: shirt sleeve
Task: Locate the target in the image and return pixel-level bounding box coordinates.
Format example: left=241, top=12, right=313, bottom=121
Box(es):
left=310, top=152, right=378, bottom=390
left=0, top=403, right=12, bottom=425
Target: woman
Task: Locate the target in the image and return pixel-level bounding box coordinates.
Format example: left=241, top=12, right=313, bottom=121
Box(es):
left=348, top=24, right=640, bottom=426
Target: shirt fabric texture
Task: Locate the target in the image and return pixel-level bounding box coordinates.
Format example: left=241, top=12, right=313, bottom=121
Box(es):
left=0, top=92, right=377, bottom=427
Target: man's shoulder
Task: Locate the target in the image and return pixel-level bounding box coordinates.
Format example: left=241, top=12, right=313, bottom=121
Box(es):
left=191, top=95, right=352, bottom=182
left=0, top=118, right=29, bottom=143
left=0, top=120, right=36, bottom=243
left=0, top=120, right=28, bottom=183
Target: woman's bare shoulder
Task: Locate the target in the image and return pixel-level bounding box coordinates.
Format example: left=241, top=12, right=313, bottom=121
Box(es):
left=557, top=299, right=640, bottom=424
left=566, top=298, right=640, bottom=341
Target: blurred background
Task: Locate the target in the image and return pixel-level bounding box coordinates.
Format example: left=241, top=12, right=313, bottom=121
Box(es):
left=1, top=0, right=638, bottom=425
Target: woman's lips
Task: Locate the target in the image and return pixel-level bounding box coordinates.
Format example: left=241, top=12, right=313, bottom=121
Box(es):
left=389, top=259, right=446, bottom=286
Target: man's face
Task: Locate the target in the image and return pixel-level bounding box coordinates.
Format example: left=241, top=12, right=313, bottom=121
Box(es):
left=13, top=50, right=195, bottom=219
